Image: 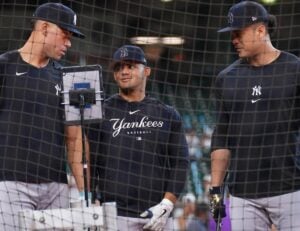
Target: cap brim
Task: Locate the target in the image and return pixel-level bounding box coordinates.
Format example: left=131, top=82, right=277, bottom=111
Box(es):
left=110, top=59, right=147, bottom=70
left=218, top=27, right=240, bottom=33
left=62, top=25, right=85, bottom=39
left=112, top=59, right=146, bottom=65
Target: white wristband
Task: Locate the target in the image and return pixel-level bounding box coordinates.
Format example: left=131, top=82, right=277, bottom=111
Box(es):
left=161, top=198, right=174, bottom=206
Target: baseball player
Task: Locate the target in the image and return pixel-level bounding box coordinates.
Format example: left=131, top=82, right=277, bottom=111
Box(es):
left=88, top=45, right=189, bottom=231
left=0, top=3, right=84, bottom=230
left=210, top=1, right=300, bottom=231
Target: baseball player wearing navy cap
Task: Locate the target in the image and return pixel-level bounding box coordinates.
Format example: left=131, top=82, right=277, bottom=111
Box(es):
left=112, top=45, right=147, bottom=65
left=218, top=1, right=270, bottom=33
left=210, top=1, right=300, bottom=230
left=0, top=3, right=85, bottom=230
left=88, top=45, right=189, bottom=231
left=32, top=2, right=85, bottom=38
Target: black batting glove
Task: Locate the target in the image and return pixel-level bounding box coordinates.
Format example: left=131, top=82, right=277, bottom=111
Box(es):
left=209, top=186, right=226, bottom=222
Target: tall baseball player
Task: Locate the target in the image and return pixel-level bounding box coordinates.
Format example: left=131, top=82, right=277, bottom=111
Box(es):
left=210, top=1, right=300, bottom=231
left=0, top=3, right=84, bottom=230
left=88, top=45, right=189, bottom=231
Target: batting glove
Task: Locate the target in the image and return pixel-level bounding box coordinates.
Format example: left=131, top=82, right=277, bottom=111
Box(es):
left=209, top=186, right=226, bottom=222
left=140, top=198, right=174, bottom=231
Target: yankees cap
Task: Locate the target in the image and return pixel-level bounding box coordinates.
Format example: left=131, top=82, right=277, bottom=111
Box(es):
left=218, top=1, right=269, bottom=33
left=33, top=3, right=85, bottom=39
left=113, top=45, right=147, bottom=66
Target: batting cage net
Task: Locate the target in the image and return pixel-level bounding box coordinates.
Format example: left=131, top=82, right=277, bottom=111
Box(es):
left=0, top=0, right=300, bottom=230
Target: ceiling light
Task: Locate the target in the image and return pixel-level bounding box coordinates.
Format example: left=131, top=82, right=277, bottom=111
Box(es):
left=260, top=0, right=277, bottom=5
left=130, top=36, right=185, bottom=45
left=162, top=37, right=185, bottom=45
left=130, top=36, right=160, bottom=45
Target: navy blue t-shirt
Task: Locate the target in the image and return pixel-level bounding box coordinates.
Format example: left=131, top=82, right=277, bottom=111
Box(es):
left=0, top=50, right=67, bottom=183
left=88, top=94, right=189, bottom=217
left=211, top=51, right=300, bottom=198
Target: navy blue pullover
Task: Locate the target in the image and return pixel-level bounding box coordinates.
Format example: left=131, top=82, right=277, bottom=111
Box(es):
left=0, top=50, right=67, bottom=184
left=211, top=51, right=300, bottom=198
left=88, top=94, right=189, bottom=217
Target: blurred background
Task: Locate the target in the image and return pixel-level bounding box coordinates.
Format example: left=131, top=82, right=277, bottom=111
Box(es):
left=1, top=0, right=299, bottom=229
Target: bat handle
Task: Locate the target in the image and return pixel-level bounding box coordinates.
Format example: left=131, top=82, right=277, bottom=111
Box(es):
left=216, top=213, right=222, bottom=231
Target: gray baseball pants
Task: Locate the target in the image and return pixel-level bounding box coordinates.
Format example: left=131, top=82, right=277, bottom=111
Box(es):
left=230, top=190, right=300, bottom=231
left=0, top=181, right=69, bottom=231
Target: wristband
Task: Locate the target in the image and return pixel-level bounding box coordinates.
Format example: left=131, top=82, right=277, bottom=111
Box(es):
left=79, top=191, right=92, bottom=200
left=161, top=198, right=174, bottom=207
left=209, top=186, right=224, bottom=195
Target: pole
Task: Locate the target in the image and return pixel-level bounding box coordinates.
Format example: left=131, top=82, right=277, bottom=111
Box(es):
left=79, top=94, right=89, bottom=207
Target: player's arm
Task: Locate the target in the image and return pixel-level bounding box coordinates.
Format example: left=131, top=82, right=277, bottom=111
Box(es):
left=65, top=125, right=90, bottom=191
left=166, top=109, right=190, bottom=198
left=210, top=74, right=231, bottom=186
left=211, top=149, right=230, bottom=186
left=140, top=109, right=189, bottom=230
left=209, top=75, right=230, bottom=222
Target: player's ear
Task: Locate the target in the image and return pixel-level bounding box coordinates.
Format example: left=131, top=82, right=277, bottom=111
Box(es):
left=34, top=20, right=47, bottom=36
left=113, top=72, right=118, bottom=81
left=256, top=23, right=266, bottom=38
left=144, top=66, right=151, bottom=78
left=41, top=21, right=48, bottom=36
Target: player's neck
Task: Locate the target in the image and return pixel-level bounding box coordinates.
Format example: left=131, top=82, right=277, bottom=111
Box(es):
left=18, top=37, right=50, bottom=68
left=248, top=45, right=280, bottom=67
left=119, top=89, right=146, bottom=102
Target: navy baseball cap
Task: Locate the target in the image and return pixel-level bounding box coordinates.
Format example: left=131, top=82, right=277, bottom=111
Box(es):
left=33, top=3, right=85, bottom=39
left=218, top=1, right=269, bottom=33
left=112, top=45, right=147, bottom=66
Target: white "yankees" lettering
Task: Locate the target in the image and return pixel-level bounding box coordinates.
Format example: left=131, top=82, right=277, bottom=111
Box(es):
left=110, top=116, right=164, bottom=137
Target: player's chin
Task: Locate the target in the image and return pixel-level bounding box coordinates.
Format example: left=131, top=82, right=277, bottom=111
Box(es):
left=119, top=86, right=133, bottom=94
left=54, top=51, right=67, bottom=60
left=237, top=52, right=247, bottom=59
left=236, top=50, right=249, bottom=59
left=53, top=54, right=64, bottom=61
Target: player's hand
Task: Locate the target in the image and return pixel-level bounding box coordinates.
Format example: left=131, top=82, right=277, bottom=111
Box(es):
left=140, top=198, right=174, bottom=231
left=209, top=186, right=226, bottom=222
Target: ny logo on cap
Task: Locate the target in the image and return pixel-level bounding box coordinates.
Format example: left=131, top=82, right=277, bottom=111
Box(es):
left=73, top=14, right=77, bottom=25
left=228, top=12, right=234, bottom=25
left=251, top=16, right=257, bottom=21
left=120, top=47, right=128, bottom=58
